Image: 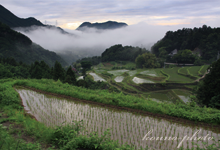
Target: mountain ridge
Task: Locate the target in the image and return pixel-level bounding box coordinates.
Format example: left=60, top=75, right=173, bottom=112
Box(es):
left=0, top=5, right=44, bottom=28
left=0, top=4, right=69, bottom=34
left=76, top=21, right=128, bottom=31
left=0, top=21, right=67, bottom=67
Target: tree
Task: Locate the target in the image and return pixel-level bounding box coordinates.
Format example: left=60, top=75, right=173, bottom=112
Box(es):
left=172, top=49, right=196, bottom=64
left=53, top=61, right=65, bottom=81
left=29, top=61, right=51, bottom=79
left=158, top=47, right=168, bottom=59
left=81, top=61, right=92, bottom=70
left=0, top=64, right=14, bottom=78
left=196, top=59, right=220, bottom=109
left=135, top=52, right=160, bottom=68
left=135, top=55, right=145, bottom=68
left=65, top=66, right=76, bottom=85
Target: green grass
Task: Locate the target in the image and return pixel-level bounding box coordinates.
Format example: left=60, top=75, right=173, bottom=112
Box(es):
left=162, top=67, right=194, bottom=83
left=188, top=66, right=201, bottom=77
left=200, top=65, right=209, bottom=74
left=143, top=90, right=181, bottom=104
left=107, top=69, right=129, bottom=76
left=172, top=89, right=192, bottom=103
left=9, top=79, right=220, bottom=124
left=135, top=74, right=165, bottom=83
left=94, top=69, right=106, bottom=73
left=0, top=80, right=145, bottom=150
left=1, top=78, right=220, bottom=150
left=179, top=67, right=189, bottom=75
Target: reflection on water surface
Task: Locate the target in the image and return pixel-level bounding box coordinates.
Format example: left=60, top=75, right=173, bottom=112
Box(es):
left=16, top=88, right=220, bottom=150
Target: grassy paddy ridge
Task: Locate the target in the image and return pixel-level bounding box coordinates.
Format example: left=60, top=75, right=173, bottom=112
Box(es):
left=15, top=87, right=220, bottom=150
left=92, top=63, right=209, bottom=104
left=6, top=79, right=220, bottom=124
left=0, top=78, right=220, bottom=149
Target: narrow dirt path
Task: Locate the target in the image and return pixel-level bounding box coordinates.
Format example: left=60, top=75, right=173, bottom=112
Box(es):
left=195, top=71, right=208, bottom=82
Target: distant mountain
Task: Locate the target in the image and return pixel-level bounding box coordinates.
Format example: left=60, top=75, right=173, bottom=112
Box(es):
left=0, top=4, right=69, bottom=34
left=0, top=5, right=44, bottom=28
left=0, top=22, right=67, bottom=67
left=76, top=21, right=128, bottom=31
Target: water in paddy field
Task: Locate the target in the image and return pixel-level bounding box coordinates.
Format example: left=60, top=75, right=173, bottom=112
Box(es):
left=127, top=70, right=137, bottom=76
left=107, top=69, right=129, bottom=76
left=140, top=70, right=158, bottom=77
left=16, top=88, right=220, bottom=150
left=132, top=77, right=154, bottom=84
left=114, top=76, right=124, bottom=82
left=89, top=73, right=106, bottom=82
left=77, top=76, right=84, bottom=80
left=173, top=89, right=191, bottom=103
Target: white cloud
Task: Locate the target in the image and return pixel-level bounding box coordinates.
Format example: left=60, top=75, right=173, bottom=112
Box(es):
left=15, top=22, right=174, bottom=64
left=1, top=0, right=220, bottom=29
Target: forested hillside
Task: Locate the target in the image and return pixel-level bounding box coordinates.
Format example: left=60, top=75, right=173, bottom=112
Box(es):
left=0, top=4, right=69, bottom=35
left=0, top=4, right=44, bottom=28
left=0, top=22, right=67, bottom=67
left=151, top=25, right=220, bottom=62
left=101, top=44, right=147, bottom=62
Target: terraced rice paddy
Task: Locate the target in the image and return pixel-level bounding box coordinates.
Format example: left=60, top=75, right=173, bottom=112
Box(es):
left=179, top=67, right=189, bottom=75
left=77, top=76, right=84, bottom=80
left=94, top=69, right=106, bottom=73
left=16, top=88, right=220, bottom=150
left=173, top=89, right=191, bottom=103
left=132, top=77, right=154, bottom=84
left=127, top=70, right=137, bottom=76
left=150, top=98, right=172, bottom=104
left=188, top=66, right=201, bottom=77
left=107, top=69, right=129, bottom=76
left=140, top=70, right=158, bottom=76
left=162, top=67, right=194, bottom=83
left=144, top=90, right=179, bottom=104
left=200, top=65, right=209, bottom=74
left=114, top=76, right=124, bottom=82
left=89, top=73, right=106, bottom=82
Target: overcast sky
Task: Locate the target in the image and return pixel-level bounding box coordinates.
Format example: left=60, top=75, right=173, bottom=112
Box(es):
left=1, top=0, right=220, bottom=30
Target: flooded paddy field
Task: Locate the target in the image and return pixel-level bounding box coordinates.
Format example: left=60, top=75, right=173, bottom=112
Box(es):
left=127, top=70, right=137, bottom=76
left=114, top=76, right=124, bottom=82
left=132, top=77, right=154, bottom=84
left=107, top=69, right=129, bottom=76
left=173, top=89, right=191, bottom=103
left=16, top=87, right=220, bottom=150
left=143, top=90, right=181, bottom=104
left=89, top=73, right=106, bottom=82
left=140, top=70, right=158, bottom=77
left=77, top=76, right=84, bottom=80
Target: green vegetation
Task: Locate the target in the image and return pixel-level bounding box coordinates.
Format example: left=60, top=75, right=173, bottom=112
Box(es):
left=200, top=65, right=209, bottom=74
left=171, top=49, right=197, bottom=64
left=75, top=56, right=101, bottom=66
left=0, top=80, right=142, bottom=150
left=151, top=25, right=220, bottom=63
left=188, top=66, right=201, bottom=77
left=101, top=44, right=147, bottom=62
left=162, top=67, right=194, bottom=83
left=1, top=60, right=220, bottom=149
left=0, top=21, right=67, bottom=67
left=177, top=67, right=198, bottom=80
left=0, top=4, right=44, bottom=28
left=196, top=59, right=220, bottom=109
left=2, top=79, right=220, bottom=124
left=135, top=52, right=160, bottom=68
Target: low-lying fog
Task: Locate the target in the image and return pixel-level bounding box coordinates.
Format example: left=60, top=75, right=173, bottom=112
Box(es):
left=14, top=22, right=190, bottom=64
